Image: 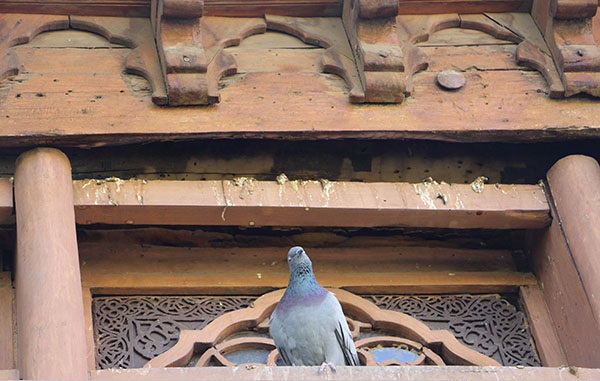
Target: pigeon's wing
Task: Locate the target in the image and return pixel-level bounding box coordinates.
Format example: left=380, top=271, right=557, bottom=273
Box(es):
left=333, top=320, right=360, bottom=365
left=327, top=293, right=360, bottom=366
left=269, top=311, right=294, bottom=366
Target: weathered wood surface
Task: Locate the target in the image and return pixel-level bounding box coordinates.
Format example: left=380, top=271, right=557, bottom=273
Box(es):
left=91, top=365, right=600, bottom=380
left=79, top=244, right=535, bottom=295
left=519, top=285, right=567, bottom=366
left=546, top=155, right=600, bottom=324
left=529, top=185, right=600, bottom=366
left=72, top=179, right=550, bottom=228
left=0, top=0, right=532, bottom=18
left=2, top=18, right=600, bottom=146
left=0, top=284, right=14, bottom=370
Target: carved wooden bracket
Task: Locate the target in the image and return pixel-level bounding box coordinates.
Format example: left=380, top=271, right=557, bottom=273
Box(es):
left=144, top=288, right=500, bottom=368
left=151, top=0, right=266, bottom=105
left=532, top=0, right=600, bottom=97
left=342, top=0, right=427, bottom=103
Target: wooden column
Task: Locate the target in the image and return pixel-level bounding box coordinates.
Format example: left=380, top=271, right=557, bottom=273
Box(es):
left=14, top=148, right=88, bottom=380
left=531, top=154, right=600, bottom=367
left=547, top=155, right=600, bottom=324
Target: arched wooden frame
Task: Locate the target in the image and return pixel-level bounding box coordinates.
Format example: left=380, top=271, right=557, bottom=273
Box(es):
left=145, top=288, right=499, bottom=368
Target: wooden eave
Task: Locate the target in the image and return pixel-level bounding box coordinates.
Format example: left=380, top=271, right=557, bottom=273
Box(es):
left=0, top=0, right=599, bottom=146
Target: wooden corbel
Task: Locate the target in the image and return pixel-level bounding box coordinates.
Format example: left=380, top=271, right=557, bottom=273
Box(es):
left=532, top=0, right=600, bottom=97
left=151, top=0, right=266, bottom=106
left=342, top=0, right=428, bottom=103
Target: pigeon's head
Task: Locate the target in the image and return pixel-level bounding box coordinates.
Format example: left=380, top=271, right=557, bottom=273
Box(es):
left=287, top=246, right=312, bottom=273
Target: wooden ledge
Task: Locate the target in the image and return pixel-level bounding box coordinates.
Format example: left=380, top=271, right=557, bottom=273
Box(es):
left=91, top=365, right=600, bottom=380
left=72, top=178, right=549, bottom=229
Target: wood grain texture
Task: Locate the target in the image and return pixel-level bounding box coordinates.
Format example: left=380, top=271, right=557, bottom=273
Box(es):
left=79, top=244, right=535, bottom=295
left=519, top=285, right=567, bottom=366
left=72, top=179, right=550, bottom=228
left=1, top=16, right=600, bottom=145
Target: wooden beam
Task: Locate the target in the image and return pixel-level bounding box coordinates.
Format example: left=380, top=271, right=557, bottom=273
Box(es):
left=80, top=244, right=535, bottom=295
left=0, top=0, right=530, bottom=18
left=72, top=179, right=550, bottom=229
left=91, top=365, right=600, bottom=380
left=4, top=25, right=600, bottom=145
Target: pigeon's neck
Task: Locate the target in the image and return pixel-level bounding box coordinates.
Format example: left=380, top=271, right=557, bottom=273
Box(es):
left=281, top=264, right=327, bottom=306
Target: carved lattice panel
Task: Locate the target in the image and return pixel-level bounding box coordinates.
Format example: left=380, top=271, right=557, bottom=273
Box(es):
left=367, top=295, right=540, bottom=367
left=93, top=293, right=539, bottom=369
left=93, top=296, right=256, bottom=369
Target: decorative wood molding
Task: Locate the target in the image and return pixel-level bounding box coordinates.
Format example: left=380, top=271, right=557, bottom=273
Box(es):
left=0, top=14, right=69, bottom=82
left=68, top=16, right=168, bottom=105
left=145, top=288, right=500, bottom=368
left=532, top=0, right=600, bottom=97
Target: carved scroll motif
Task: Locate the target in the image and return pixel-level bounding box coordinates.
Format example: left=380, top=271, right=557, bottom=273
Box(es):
left=144, top=289, right=500, bottom=368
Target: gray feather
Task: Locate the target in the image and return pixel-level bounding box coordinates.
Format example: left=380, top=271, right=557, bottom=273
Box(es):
left=269, top=246, right=359, bottom=366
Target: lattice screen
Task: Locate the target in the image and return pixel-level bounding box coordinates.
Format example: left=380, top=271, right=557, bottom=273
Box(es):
left=92, top=294, right=540, bottom=369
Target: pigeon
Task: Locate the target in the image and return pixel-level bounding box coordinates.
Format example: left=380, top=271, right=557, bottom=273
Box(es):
left=269, top=246, right=360, bottom=371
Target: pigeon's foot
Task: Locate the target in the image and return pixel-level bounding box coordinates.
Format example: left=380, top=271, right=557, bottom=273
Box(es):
left=319, top=362, right=337, bottom=373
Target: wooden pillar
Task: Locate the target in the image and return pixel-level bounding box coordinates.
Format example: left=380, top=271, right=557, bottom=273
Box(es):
left=531, top=154, right=600, bottom=367
left=547, top=155, right=600, bottom=323
left=14, top=148, right=88, bottom=380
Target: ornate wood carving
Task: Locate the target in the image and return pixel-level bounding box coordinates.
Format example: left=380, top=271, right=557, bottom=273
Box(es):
left=93, top=296, right=256, bottom=368
left=151, top=0, right=267, bottom=105
left=342, top=0, right=419, bottom=103
left=369, top=295, right=540, bottom=366
left=144, top=289, right=500, bottom=368
left=93, top=292, right=540, bottom=369
left=394, top=12, right=569, bottom=99
left=532, top=0, right=600, bottom=97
